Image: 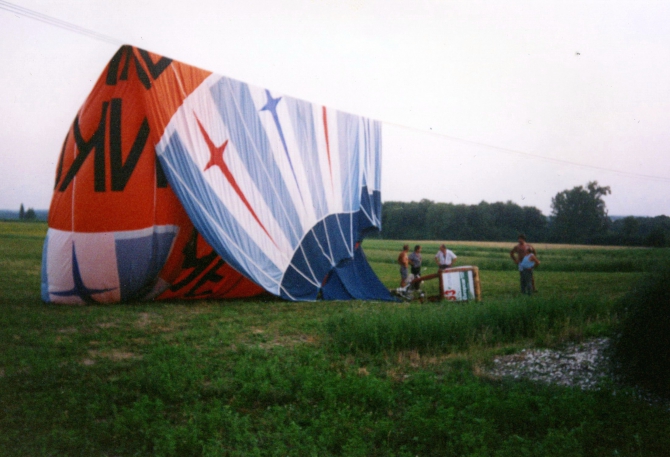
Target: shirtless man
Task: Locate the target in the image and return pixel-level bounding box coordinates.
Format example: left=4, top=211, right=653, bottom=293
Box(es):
left=510, top=234, right=538, bottom=292
left=510, top=234, right=535, bottom=262
left=398, top=244, right=411, bottom=287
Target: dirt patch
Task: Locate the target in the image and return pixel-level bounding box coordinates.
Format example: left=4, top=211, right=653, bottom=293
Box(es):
left=386, top=351, right=460, bottom=382
left=256, top=333, right=319, bottom=349
left=87, top=349, right=142, bottom=362
left=58, top=327, right=78, bottom=334
left=97, top=322, right=117, bottom=329
left=135, top=312, right=154, bottom=328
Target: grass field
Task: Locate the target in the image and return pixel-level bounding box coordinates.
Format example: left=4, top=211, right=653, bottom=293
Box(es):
left=1, top=221, right=669, bottom=456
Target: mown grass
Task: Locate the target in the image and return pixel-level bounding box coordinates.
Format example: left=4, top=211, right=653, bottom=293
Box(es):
left=2, top=222, right=670, bottom=456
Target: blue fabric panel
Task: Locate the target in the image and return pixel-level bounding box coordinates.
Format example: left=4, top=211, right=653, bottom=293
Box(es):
left=337, top=112, right=361, bottom=212
left=371, top=189, right=382, bottom=227
left=115, top=229, right=176, bottom=301
left=279, top=211, right=392, bottom=301
left=357, top=187, right=383, bottom=237
left=210, top=77, right=304, bottom=247
left=40, top=231, right=50, bottom=302
left=285, top=97, right=328, bottom=219
left=371, top=121, right=383, bottom=191
left=159, top=132, right=284, bottom=293
left=290, top=227, right=336, bottom=288
left=319, top=267, right=348, bottom=300
left=280, top=264, right=319, bottom=301
left=325, top=213, right=354, bottom=265
left=322, top=245, right=395, bottom=301
left=286, top=244, right=316, bottom=287
left=279, top=213, right=349, bottom=300
left=358, top=185, right=375, bottom=233
left=308, top=219, right=330, bottom=262
left=114, top=234, right=153, bottom=301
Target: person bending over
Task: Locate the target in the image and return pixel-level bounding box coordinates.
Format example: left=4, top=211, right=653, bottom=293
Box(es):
left=435, top=244, right=457, bottom=271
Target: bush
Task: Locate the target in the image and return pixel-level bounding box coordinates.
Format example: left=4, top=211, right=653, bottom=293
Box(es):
left=610, top=264, right=670, bottom=397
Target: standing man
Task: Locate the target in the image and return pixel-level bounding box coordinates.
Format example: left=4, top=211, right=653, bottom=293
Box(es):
left=510, top=234, right=538, bottom=293
left=408, top=245, right=422, bottom=290
left=435, top=244, right=457, bottom=271
left=398, top=244, right=411, bottom=287
left=518, top=250, right=541, bottom=295
left=408, top=245, right=422, bottom=277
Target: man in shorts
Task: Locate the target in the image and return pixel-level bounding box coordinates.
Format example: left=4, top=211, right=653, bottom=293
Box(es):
left=518, top=249, right=541, bottom=295
left=510, top=234, right=538, bottom=293
left=398, top=244, right=411, bottom=287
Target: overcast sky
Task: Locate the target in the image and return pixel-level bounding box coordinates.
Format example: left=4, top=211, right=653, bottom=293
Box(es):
left=1, top=0, right=669, bottom=216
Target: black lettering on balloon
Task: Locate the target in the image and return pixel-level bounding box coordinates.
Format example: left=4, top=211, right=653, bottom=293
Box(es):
left=170, top=230, right=227, bottom=296
left=171, top=250, right=218, bottom=291
left=106, top=45, right=172, bottom=90
left=138, top=49, right=172, bottom=80
left=54, top=132, right=69, bottom=190
left=156, top=159, right=168, bottom=188
left=58, top=102, right=108, bottom=192
left=184, top=259, right=225, bottom=298
left=109, top=98, right=150, bottom=191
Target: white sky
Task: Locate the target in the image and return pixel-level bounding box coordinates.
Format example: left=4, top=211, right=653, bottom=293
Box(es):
left=1, top=0, right=669, bottom=216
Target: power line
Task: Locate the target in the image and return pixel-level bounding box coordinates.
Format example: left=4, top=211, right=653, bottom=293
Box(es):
left=0, top=0, right=123, bottom=46
left=2, top=1, right=669, bottom=184
left=385, top=120, right=670, bottom=183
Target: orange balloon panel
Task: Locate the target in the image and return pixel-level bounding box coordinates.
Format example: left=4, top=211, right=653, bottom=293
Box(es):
left=48, top=46, right=209, bottom=233
left=157, top=229, right=266, bottom=300
left=42, top=46, right=262, bottom=304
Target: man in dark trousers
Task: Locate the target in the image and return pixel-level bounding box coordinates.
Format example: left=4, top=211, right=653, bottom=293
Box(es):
left=510, top=234, right=538, bottom=293
left=397, top=244, right=410, bottom=287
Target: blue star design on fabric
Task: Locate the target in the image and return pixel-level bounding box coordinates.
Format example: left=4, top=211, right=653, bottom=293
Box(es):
left=260, top=89, right=304, bottom=203
left=50, top=244, right=116, bottom=304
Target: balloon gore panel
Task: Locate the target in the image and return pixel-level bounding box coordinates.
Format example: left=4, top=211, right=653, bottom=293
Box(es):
left=42, top=46, right=263, bottom=303
left=42, top=45, right=392, bottom=303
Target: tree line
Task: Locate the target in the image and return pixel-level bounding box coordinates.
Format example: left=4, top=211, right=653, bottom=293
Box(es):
left=18, top=203, right=37, bottom=221
left=380, top=181, right=670, bottom=247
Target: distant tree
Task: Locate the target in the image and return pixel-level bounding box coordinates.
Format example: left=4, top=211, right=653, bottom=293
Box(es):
left=384, top=199, right=549, bottom=241
left=521, top=206, right=548, bottom=241
left=425, top=202, right=452, bottom=240
left=645, top=228, right=667, bottom=248
left=381, top=200, right=433, bottom=239
left=19, top=203, right=25, bottom=220
left=24, top=208, right=37, bottom=221
left=621, top=216, right=640, bottom=239
left=467, top=202, right=496, bottom=240
left=550, top=181, right=611, bottom=244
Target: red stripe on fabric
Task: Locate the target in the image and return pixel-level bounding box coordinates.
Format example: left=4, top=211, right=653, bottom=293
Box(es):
left=322, top=106, right=334, bottom=193
left=194, top=114, right=278, bottom=248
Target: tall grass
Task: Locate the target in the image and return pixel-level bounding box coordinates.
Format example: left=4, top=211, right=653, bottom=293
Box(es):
left=326, top=296, right=613, bottom=354
left=3, top=222, right=670, bottom=456
left=610, top=264, right=670, bottom=397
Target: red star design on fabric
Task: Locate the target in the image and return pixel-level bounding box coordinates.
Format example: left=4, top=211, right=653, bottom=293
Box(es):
left=194, top=113, right=277, bottom=247
left=203, top=138, right=229, bottom=173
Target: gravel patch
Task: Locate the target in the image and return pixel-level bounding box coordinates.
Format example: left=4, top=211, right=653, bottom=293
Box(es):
left=485, top=337, right=670, bottom=411
left=485, top=338, right=612, bottom=390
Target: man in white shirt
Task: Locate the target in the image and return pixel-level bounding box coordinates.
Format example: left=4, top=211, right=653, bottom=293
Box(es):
left=435, top=244, right=457, bottom=271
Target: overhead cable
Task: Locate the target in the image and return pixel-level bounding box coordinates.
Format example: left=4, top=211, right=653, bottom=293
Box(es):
left=0, top=0, right=123, bottom=46
left=385, top=121, right=670, bottom=183
left=2, top=1, right=668, bottom=184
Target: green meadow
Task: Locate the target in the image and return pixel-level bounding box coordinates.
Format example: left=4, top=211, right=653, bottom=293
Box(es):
left=1, top=221, right=669, bottom=456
